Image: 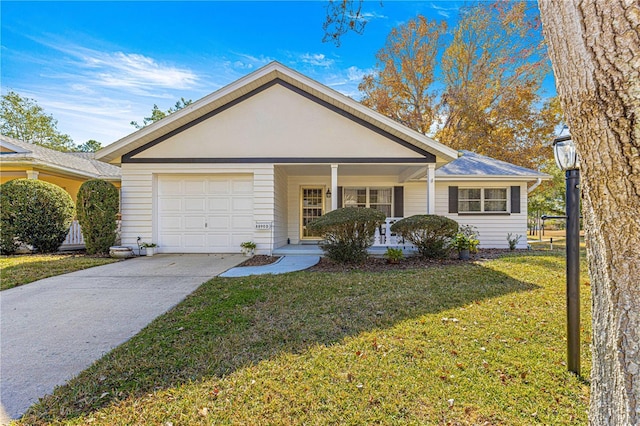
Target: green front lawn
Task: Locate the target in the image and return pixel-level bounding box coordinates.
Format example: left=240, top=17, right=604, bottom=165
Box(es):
left=0, top=254, right=119, bottom=290
left=20, top=252, right=591, bottom=425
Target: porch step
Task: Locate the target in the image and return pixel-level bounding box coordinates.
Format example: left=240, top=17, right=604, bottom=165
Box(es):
left=272, top=245, right=324, bottom=256
left=272, top=245, right=417, bottom=257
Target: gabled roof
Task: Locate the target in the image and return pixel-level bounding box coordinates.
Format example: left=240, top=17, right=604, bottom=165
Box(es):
left=436, top=150, right=550, bottom=181
left=0, top=135, right=121, bottom=180
left=96, top=61, right=459, bottom=164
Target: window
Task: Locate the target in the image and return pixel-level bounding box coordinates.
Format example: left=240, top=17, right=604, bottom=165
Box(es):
left=344, top=187, right=393, bottom=216
left=458, top=188, right=508, bottom=213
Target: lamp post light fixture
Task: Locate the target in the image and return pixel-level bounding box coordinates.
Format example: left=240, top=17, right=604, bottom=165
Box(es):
left=552, top=133, right=581, bottom=376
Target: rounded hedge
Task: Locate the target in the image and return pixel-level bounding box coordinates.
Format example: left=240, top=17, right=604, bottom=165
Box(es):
left=76, top=179, right=119, bottom=255
left=0, top=179, right=75, bottom=254
left=391, top=214, right=459, bottom=258
left=308, top=207, right=386, bottom=263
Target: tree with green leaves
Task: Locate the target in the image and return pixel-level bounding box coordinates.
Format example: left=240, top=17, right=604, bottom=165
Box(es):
left=0, top=91, right=76, bottom=152
left=76, top=179, right=119, bottom=255
left=76, top=139, right=102, bottom=153
left=130, top=98, right=193, bottom=129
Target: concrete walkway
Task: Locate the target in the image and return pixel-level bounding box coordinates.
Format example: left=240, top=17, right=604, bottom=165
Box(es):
left=219, top=255, right=320, bottom=277
left=0, top=254, right=244, bottom=422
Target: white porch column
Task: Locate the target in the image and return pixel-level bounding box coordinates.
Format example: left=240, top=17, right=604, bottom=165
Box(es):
left=427, top=163, right=436, bottom=214
left=26, top=170, right=39, bottom=179
left=331, top=164, right=338, bottom=211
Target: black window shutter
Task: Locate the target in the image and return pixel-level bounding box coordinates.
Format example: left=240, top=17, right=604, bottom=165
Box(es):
left=449, top=186, right=458, bottom=213
left=337, top=186, right=343, bottom=208
left=511, top=186, right=521, bottom=213
left=393, top=186, right=404, bottom=217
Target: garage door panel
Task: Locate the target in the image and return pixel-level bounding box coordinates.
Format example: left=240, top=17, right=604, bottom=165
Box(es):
left=208, top=180, right=231, bottom=194
left=207, top=235, right=232, bottom=248
left=232, top=198, right=253, bottom=211
left=161, top=235, right=182, bottom=247
left=161, top=216, right=182, bottom=230
left=207, top=215, right=230, bottom=229
left=232, top=180, right=253, bottom=193
left=208, top=197, right=231, bottom=211
left=159, top=180, right=183, bottom=195
left=185, top=180, right=207, bottom=194
left=158, top=175, right=253, bottom=253
left=158, top=198, right=182, bottom=212
left=184, top=198, right=207, bottom=212
left=182, top=234, right=207, bottom=247
left=184, top=216, right=206, bottom=229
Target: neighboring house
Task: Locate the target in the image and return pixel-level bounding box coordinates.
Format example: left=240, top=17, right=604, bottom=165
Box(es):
left=96, top=62, right=548, bottom=254
left=0, top=135, right=121, bottom=201
left=1, top=135, right=122, bottom=249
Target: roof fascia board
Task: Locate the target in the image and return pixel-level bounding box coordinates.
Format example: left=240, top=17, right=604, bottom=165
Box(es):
left=0, top=159, right=103, bottom=179
left=123, top=157, right=433, bottom=164
left=0, top=140, right=30, bottom=154
left=434, top=175, right=551, bottom=181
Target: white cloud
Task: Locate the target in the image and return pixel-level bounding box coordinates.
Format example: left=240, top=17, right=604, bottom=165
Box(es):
left=321, top=65, right=374, bottom=99
left=86, top=52, right=198, bottom=90
left=230, top=53, right=274, bottom=70
left=25, top=37, right=199, bottom=93
left=299, top=53, right=334, bottom=67
left=358, top=11, right=388, bottom=20
left=429, top=2, right=460, bottom=19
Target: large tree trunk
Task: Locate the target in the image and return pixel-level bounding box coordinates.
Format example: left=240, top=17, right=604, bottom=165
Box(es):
left=538, top=1, right=639, bottom=424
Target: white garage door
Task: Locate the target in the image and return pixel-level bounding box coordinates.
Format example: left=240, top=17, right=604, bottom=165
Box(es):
left=157, top=175, right=253, bottom=253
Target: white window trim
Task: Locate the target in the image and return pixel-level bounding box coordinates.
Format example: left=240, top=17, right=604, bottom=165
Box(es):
left=458, top=187, right=509, bottom=213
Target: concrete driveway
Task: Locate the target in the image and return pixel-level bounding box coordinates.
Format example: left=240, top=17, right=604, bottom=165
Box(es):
left=0, top=253, right=244, bottom=422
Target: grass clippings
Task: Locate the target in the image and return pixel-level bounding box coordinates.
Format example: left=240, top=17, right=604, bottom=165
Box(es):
left=0, top=253, right=119, bottom=291
left=19, top=252, right=591, bottom=425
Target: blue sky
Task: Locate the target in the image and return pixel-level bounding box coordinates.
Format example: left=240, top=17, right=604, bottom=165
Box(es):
left=1, top=1, right=555, bottom=147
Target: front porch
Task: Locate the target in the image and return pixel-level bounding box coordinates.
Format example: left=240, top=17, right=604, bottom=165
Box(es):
left=270, top=163, right=436, bottom=252
left=272, top=217, right=417, bottom=257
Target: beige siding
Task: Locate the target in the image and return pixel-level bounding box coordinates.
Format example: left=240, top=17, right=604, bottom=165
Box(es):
left=132, top=84, right=424, bottom=160
left=120, top=163, right=275, bottom=254
left=435, top=181, right=529, bottom=249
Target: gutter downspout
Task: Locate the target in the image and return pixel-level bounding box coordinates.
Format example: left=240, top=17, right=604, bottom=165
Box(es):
left=528, top=178, right=543, bottom=194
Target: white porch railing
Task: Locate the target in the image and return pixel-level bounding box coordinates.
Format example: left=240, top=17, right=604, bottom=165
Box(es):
left=373, top=217, right=405, bottom=246
left=61, top=220, right=122, bottom=248
left=62, top=220, right=85, bottom=246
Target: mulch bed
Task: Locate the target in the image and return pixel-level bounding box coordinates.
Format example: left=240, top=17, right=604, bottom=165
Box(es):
left=237, top=255, right=281, bottom=267
left=236, top=250, right=515, bottom=272
left=308, top=249, right=514, bottom=273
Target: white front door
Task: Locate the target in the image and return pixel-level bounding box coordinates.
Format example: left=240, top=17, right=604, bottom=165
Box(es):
left=300, top=187, right=325, bottom=240
left=157, top=175, right=253, bottom=252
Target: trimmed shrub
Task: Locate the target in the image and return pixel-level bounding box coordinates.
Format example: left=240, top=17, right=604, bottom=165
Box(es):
left=308, top=207, right=386, bottom=263
left=77, top=179, right=119, bottom=255
left=0, top=179, right=75, bottom=253
left=391, top=214, right=459, bottom=258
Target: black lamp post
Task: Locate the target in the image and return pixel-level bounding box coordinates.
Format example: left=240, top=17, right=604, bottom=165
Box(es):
left=552, top=134, right=581, bottom=375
